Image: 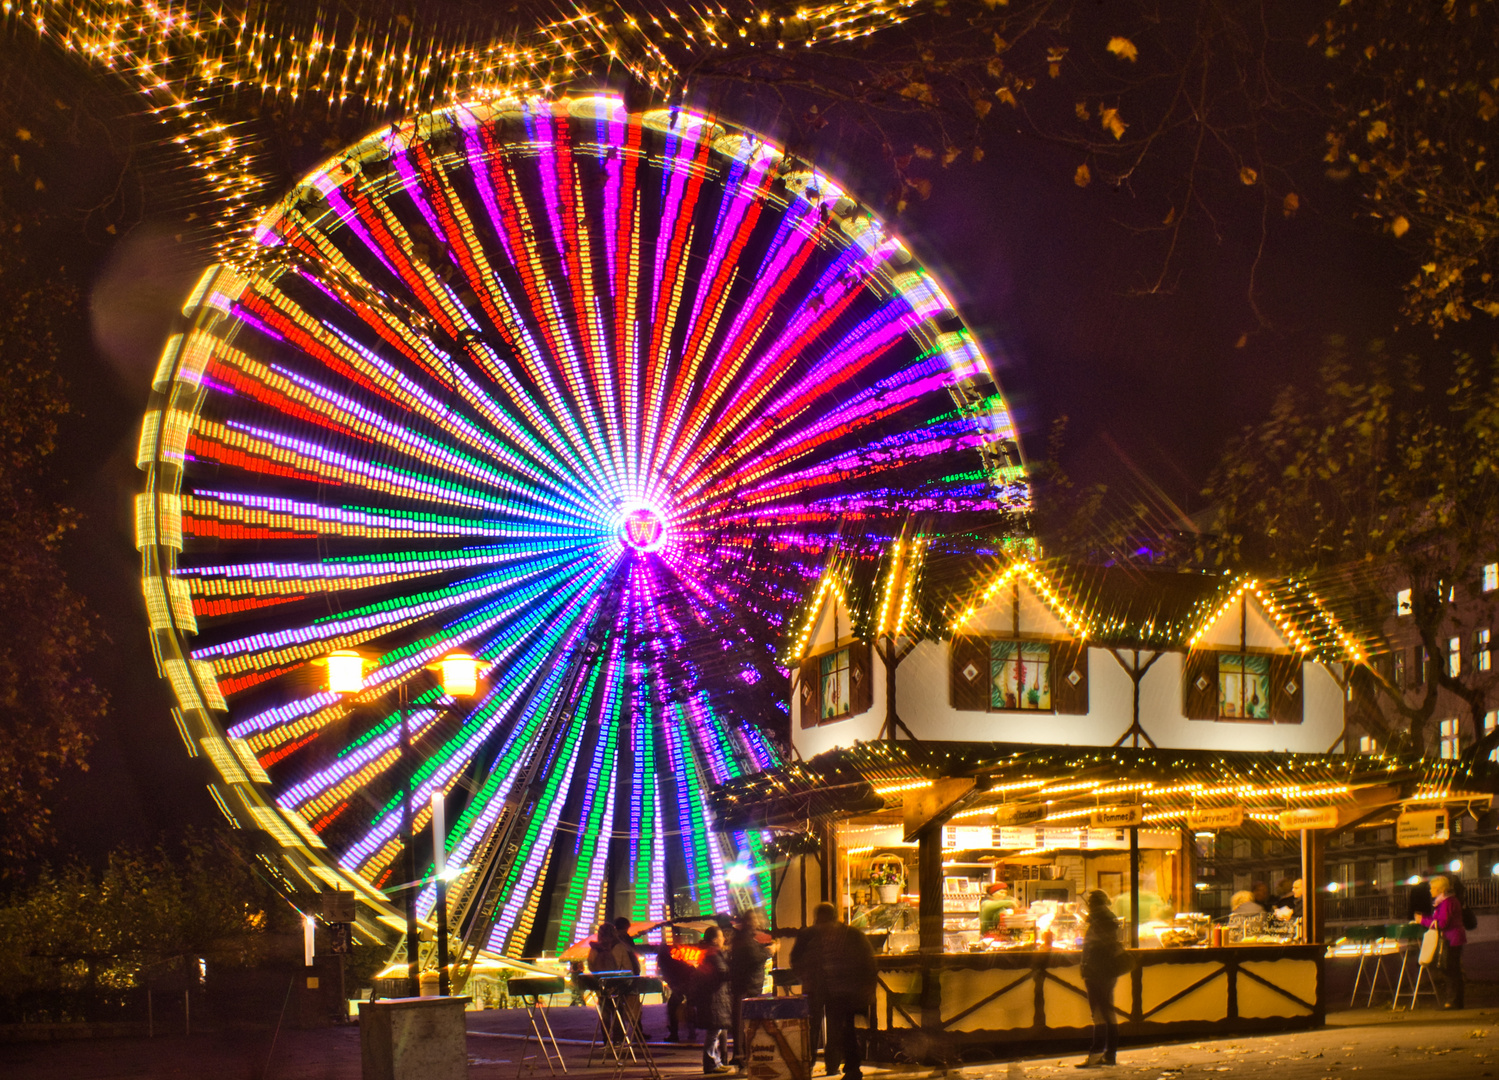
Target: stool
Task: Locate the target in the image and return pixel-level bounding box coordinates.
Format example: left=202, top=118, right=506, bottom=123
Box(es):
left=508, top=975, right=567, bottom=1077
left=1343, top=926, right=1382, bottom=1006
left=1384, top=924, right=1438, bottom=1010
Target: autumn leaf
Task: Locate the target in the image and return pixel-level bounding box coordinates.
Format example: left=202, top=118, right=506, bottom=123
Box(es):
left=973, top=99, right=992, bottom=120
left=1162, top=206, right=1176, bottom=225
left=1392, top=215, right=1410, bottom=238
left=1074, top=163, right=1092, bottom=188
left=900, top=82, right=936, bottom=105
left=942, top=145, right=962, bottom=167
left=914, top=144, right=935, bottom=160
left=1366, top=119, right=1388, bottom=142
left=1239, top=165, right=1259, bottom=186
left=972, top=146, right=985, bottom=163
left=1100, top=107, right=1127, bottom=140
left=1235, top=333, right=1249, bottom=349
left=995, top=86, right=1017, bottom=107
left=1283, top=192, right=1300, bottom=218
left=15, top=127, right=31, bottom=141
left=1106, top=37, right=1138, bottom=62
left=1075, top=102, right=1090, bottom=121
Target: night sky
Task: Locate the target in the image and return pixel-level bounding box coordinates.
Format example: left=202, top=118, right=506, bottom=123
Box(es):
left=9, top=10, right=1481, bottom=859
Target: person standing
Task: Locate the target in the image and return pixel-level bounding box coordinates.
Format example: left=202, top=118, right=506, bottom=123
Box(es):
left=729, top=909, right=772, bottom=1064
left=978, top=882, right=1015, bottom=937
left=587, top=922, right=641, bottom=1044
left=697, top=925, right=734, bottom=1073
left=1076, top=890, right=1123, bottom=1069
left=1415, top=874, right=1467, bottom=1009
left=657, top=933, right=700, bottom=1043
left=793, top=901, right=876, bottom=1080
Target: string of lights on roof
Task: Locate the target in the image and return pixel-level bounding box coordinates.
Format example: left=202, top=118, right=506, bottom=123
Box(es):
left=949, top=558, right=1089, bottom=638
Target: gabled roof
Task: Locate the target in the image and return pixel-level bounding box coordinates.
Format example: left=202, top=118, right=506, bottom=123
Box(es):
left=782, top=543, right=1371, bottom=664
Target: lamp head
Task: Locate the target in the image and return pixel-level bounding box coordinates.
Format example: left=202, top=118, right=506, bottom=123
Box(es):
left=324, top=649, right=368, bottom=694
left=437, top=651, right=482, bottom=698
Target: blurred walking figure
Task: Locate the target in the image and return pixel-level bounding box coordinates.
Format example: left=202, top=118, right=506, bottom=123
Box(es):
left=1076, top=890, right=1125, bottom=1069
left=696, top=925, right=733, bottom=1073
left=657, top=930, right=700, bottom=1043
left=791, top=902, right=876, bottom=1080
left=729, top=909, right=772, bottom=1064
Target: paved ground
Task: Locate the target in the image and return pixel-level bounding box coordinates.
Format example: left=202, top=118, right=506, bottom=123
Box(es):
left=3, top=984, right=1496, bottom=1079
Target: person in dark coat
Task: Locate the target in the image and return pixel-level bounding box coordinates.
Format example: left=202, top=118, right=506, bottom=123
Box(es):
left=729, top=909, right=772, bottom=1064
left=696, top=925, right=733, bottom=1073
left=657, top=933, right=701, bottom=1043
left=791, top=902, right=876, bottom=1080
left=1077, top=889, right=1123, bottom=1069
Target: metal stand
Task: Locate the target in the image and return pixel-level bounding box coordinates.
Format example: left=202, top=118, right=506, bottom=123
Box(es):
left=579, top=973, right=661, bottom=1080
left=509, top=976, right=568, bottom=1077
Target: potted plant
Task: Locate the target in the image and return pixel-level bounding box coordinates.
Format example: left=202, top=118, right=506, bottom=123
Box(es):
left=869, top=856, right=906, bottom=904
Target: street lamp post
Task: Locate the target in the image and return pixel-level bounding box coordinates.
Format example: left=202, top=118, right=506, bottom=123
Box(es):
left=431, top=651, right=480, bottom=997
left=321, top=648, right=481, bottom=1000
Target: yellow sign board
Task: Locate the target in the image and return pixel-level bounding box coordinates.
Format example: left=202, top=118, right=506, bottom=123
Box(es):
left=991, top=803, right=1046, bottom=827
left=1090, top=805, right=1144, bottom=828
left=1395, top=809, right=1449, bottom=848
left=1187, top=806, right=1245, bottom=830
left=1279, top=807, right=1340, bottom=831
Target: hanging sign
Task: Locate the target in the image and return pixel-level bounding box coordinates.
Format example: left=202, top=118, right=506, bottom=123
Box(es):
left=991, top=803, right=1046, bottom=827
left=1090, top=805, right=1144, bottom=829
left=1187, top=806, right=1245, bottom=830
left=1279, top=807, right=1340, bottom=831
left=1395, top=809, right=1449, bottom=848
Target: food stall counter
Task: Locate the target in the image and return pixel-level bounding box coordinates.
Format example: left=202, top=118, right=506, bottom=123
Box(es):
left=871, top=942, right=1324, bottom=1060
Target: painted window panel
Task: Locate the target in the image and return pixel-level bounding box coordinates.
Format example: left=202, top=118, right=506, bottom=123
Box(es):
left=990, top=641, right=1051, bottom=711
left=1218, top=653, right=1269, bottom=719
left=821, top=647, right=851, bottom=719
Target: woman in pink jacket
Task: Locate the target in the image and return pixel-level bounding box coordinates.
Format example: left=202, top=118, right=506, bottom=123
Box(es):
left=1415, top=874, right=1466, bottom=1009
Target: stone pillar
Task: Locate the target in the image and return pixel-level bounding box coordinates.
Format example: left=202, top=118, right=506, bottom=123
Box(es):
left=359, top=996, right=470, bottom=1080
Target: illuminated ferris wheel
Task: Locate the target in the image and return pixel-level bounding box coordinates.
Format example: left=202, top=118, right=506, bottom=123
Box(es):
left=136, top=94, right=1026, bottom=960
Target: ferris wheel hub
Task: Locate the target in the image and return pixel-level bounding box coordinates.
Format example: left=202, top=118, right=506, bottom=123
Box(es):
left=618, top=501, right=668, bottom=553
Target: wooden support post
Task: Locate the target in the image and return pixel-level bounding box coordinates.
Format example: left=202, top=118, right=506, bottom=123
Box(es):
left=918, top=827, right=943, bottom=953
left=1129, top=826, right=1141, bottom=948
left=1301, top=829, right=1325, bottom=944
left=820, top=822, right=838, bottom=911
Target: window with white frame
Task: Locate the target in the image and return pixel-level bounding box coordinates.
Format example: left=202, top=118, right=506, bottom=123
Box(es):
left=1479, top=628, right=1492, bottom=672
left=1358, top=735, right=1377, bottom=754
left=1486, top=712, right=1498, bottom=763
left=1396, top=588, right=1412, bottom=616
left=1439, top=717, right=1461, bottom=759
left=1449, top=636, right=1462, bottom=677
left=1485, top=563, right=1499, bottom=592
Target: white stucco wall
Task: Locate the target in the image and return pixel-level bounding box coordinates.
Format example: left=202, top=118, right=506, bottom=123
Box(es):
left=795, top=642, right=1346, bottom=754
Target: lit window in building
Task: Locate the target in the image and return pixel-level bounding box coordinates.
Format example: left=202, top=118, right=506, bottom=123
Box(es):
left=1449, top=636, right=1462, bottom=677
left=990, top=640, right=1052, bottom=711
left=1479, top=628, right=1492, bottom=672
left=1439, top=718, right=1461, bottom=759
left=1396, top=588, right=1412, bottom=616
left=1485, top=563, right=1499, bottom=592
left=819, top=648, right=851, bottom=719
left=1486, top=712, right=1498, bottom=763
left=1358, top=735, right=1376, bottom=754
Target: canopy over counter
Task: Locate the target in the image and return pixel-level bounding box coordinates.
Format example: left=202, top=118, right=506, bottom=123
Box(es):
left=717, top=741, right=1490, bottom=1057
